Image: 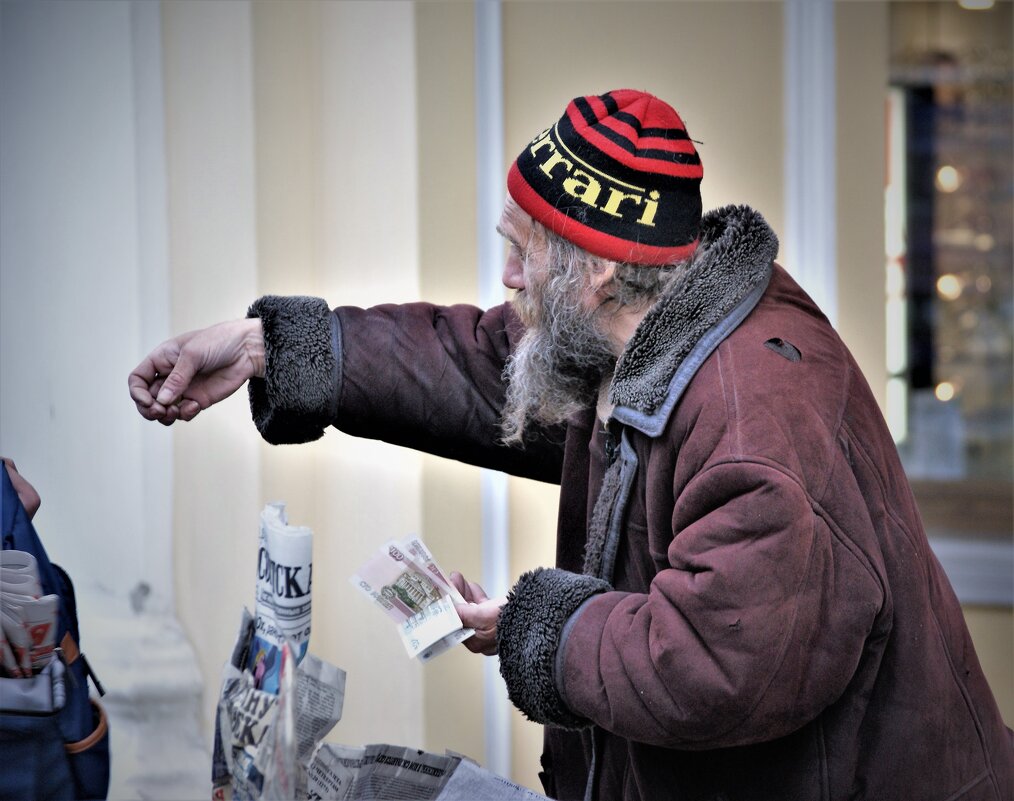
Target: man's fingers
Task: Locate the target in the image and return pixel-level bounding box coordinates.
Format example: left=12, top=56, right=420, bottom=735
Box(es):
left=178, top=399, right=202, bottom=422
left=136, top=403, right=165, bottom=422
left=127, top=372, right=155, bottom=408
left=131, top=371, right=200, bottom=424
left=158, top=404, right=180, bottom=426
left=449, top=572, right=491, bottom=604
left=128, top=354, right=168, bottom=408
left=154, top=349, right=199, bottom=406
left=454, top=591, right=504, bottom=657
left=129, top=339, right=187, bottom=408
left=456, top=597, right=504, bottom=627
left=462, top=637, right=497, bottom=656
left=450, top=572, right=469, bottom=598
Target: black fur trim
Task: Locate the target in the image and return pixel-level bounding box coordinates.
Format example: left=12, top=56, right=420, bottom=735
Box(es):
left=611, top=205, right=778, bottom=413
left=246, top=295, right=338, bottom=444
left=498, top=567, right=610, bottom=729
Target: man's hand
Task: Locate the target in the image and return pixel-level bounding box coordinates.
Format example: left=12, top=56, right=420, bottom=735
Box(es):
left=128, top=318, right=265, bottom=425
left=1, top=458, right=40, bottom=520
left=450, top=572, right=505, bottom=657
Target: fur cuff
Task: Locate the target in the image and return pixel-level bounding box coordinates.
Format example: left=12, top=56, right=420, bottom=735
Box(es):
left=498, top=568, right=610, bottom=729
left=246, top=295, right=338, bottom=444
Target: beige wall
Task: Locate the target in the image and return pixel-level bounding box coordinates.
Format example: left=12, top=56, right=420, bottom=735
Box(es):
left=163, top=1, right=1009, bottom=794
left=836, top=1, right=888, bottom=409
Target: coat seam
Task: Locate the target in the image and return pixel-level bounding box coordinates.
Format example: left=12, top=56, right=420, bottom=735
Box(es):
left=717, top=344, right=743, bottom=460
left=817, top=716, right=830, bottom=801
left=809, top=496, right=887, bottom=598
left=940, top=769, right=990, bottom=801
left=813, top=349, right=854, bottom=509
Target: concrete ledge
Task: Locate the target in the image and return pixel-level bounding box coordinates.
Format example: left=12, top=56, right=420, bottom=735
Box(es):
left=88, top=612, right=209, bottom=801
left=930, top=537, right=1014, bottom=607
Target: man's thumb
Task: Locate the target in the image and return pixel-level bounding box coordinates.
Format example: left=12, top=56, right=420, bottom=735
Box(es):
left=155, top=355, right=197, bottom=406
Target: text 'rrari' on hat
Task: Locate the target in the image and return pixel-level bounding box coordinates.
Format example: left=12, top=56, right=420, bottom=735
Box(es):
left=507, top=89, right=703, bottom=266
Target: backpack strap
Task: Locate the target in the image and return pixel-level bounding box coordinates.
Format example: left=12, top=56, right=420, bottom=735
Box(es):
left=64, top=699, right=108, bottom=755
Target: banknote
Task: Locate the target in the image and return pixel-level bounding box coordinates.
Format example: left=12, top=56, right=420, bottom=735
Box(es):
left=350, top=543, right=445, bottom=625
left=350, top=539, right=474, bottom=660
left=399, top=537, right=466, bottom=604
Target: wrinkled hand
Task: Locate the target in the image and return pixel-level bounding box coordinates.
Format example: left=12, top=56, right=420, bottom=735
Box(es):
left=450, top=572, right=505, bottom=657
left=1, top=458, right=41, bottom=520
left=128, top=318, right=265, bottom=425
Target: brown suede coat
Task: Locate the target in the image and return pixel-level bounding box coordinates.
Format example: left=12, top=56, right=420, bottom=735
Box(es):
left=248, top=206, right=1012, bottom=801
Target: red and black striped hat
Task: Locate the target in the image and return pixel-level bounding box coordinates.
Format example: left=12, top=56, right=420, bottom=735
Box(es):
left=507, top=89, right=703, bottom=266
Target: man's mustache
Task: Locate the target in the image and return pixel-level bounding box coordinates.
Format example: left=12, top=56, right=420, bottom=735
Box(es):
left=510, top=290, right=538, bottom=328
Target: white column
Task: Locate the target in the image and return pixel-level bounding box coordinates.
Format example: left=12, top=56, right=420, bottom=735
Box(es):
left=783, top=0, right=838, bottom=326
left=474, top=0, right=513, bottom=780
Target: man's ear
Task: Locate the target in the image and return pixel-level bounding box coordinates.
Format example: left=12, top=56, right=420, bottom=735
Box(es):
left=587, top=260, right=618, bottom=294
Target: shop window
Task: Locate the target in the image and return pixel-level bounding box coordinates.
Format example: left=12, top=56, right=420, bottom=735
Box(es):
left=885, top=1, right=1012, bottom=538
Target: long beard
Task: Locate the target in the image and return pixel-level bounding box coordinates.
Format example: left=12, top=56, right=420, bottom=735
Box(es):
left=501, top=283, right=616, bottom=445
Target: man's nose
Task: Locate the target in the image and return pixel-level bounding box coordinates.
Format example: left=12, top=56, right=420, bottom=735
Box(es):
left=502, top=252, right=525, bottom=290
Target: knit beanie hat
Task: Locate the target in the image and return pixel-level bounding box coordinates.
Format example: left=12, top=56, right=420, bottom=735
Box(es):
left=507, top=89, right=703, bottom=266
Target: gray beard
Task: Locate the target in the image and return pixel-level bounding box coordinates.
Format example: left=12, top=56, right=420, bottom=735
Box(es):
left=500, top=287, right=616, bottom=445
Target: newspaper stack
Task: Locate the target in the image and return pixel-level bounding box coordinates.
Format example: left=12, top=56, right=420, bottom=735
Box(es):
left=213, top=504, right=348, bottom=801
left=350, top=538, right=473, bottom=661
left=306, top=743, right=550, bottom=801
left=212, top=509, right=548, bottom=801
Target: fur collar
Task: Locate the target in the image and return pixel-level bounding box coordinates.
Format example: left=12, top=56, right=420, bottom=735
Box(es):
left=609, top=205, right=777, bottom=432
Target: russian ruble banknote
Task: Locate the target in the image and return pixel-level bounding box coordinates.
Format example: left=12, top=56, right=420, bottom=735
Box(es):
left=349, top=538, right=474, bottom=661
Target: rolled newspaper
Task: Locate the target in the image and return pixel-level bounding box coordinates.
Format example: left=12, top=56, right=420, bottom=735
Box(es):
left=248, top=503, right=312, bottom=694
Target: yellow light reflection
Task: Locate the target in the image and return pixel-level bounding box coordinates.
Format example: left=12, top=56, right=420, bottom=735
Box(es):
left=935, top=382, right=956, bottom=402
left=936, top=273, right=963, bottom=300
left=975, top=233, right=995, bottom=251
left=935, top=165, right=961, bottom=193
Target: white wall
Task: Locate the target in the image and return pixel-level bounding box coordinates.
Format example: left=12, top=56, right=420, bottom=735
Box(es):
left=1, top=0, right=156, bottom=610
left=0, top=2, right=207, bottom=798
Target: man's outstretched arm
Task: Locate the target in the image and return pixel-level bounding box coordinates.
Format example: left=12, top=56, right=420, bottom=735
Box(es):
left=128, top=318, right=265, bottom=425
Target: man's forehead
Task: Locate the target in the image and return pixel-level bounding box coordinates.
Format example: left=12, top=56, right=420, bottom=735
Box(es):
left=498, top=196, right=536, bottom=244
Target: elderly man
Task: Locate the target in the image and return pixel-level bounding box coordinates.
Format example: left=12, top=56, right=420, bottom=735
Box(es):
left=130, top=90, right=1011, bottom=801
